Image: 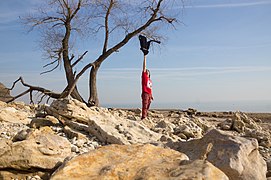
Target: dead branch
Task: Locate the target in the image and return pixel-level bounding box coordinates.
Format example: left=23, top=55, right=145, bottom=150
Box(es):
left=69, top=54, right=75, bottom=62
left=43, top=59, right=58, bottom=68
left=71, top=51, right=88, bottom=67
left=40, top=60, right=60, bottom=75
left=102, top=0, right=114, bottom=54
left=7, top=77, right=61, bottom=103
left=7, top=89, right=31, bottom=103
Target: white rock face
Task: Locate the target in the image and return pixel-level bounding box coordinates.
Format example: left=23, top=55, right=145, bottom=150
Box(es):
left=0, top=102, right=34, bottom=124
left=46, top=98, right=161, bottom=145
left=0, top=127, right=72, bottom=170
left=168, top=129, right=267, bottom=180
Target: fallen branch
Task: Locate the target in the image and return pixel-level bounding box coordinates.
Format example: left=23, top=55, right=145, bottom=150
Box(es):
left=8, top=76, right=61, bottom=103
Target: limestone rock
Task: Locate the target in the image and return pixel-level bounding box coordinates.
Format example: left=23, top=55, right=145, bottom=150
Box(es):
left=0, top=127, right=72, bottom=171
left=168, top=159, right=228, bottom=180
left=0, top=121, right=29, bottom=140
left=218, top=111, right=271, bottom=148
left=0, top=101, right=34, bottom=124
left=0, top=170, right=49, bottom=180
left=12, top=129, right=32, bottom=142
left=30, top=116, right=60, bottom=129
left=267, top=158, right=271, bottom=178
left=167, top=129, right=267, bottom=180
left=46, top=98, right=161, bottom=145
left=51, top=144, right=228, bottom=180
left=0, top=82, right=13, bottom=102
left=172, top=117, right=203, bottom=140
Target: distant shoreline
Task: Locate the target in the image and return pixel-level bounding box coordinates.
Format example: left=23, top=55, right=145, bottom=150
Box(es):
left=103, top=100, right=271, bottom=113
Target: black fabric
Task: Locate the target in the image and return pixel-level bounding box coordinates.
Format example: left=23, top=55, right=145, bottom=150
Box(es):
left=139, top=35, right=149, bottom=55
left=139, top=35, right=161, bottom=55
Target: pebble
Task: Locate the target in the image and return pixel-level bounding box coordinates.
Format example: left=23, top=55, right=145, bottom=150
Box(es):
left=71, top=145, right=80, bottom=153
left=76, top=139, right=85, bottom=147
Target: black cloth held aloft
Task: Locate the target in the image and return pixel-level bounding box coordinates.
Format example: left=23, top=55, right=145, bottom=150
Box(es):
left=139, top=35, right=161, bottom=55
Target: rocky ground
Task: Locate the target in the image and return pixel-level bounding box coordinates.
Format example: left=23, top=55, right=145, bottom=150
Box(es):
left=0, top=99, right=270, bottom=180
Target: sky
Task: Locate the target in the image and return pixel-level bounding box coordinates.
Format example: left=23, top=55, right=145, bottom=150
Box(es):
left=0, top=0, right=271, bottom=112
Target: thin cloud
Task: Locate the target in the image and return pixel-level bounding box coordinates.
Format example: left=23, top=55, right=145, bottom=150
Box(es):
left=98, top=66, right=271, bottom=80
left=185, top=0, right=271, bottom=9
left=153, top=66, right=271, bottom=78
left=168, top=42, right=271, bottom=53
left=0, top=1, right=40, bottom=24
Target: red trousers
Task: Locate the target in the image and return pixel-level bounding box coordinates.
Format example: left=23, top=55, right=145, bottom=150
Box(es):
left=141, top=92, right=152, bottom=119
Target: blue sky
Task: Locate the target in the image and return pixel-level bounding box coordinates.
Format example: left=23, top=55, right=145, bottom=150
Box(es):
left=0, top=0, right=271, bottom=112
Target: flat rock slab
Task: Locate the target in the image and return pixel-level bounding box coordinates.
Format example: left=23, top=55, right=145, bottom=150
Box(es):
left=0, top=127, right=71, bottom=170
left=51, top=144, right=228, bottom=180
left=46, top=98, right=161, bottom=145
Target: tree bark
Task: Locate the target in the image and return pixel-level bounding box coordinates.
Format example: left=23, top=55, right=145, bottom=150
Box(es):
left=62, top=21, right=84, bottom=102
left=88, top=64, right=101, bottom=106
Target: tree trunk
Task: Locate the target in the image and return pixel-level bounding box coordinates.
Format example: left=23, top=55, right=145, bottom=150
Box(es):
left=62, top=21, right=85, bottom=103
left=88, top=64, right=100, bottom=106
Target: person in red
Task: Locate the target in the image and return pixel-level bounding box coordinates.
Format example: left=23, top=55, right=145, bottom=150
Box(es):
left=141, top=55, right=153, bottom=120
left=139, top=34, right=159, bottom=120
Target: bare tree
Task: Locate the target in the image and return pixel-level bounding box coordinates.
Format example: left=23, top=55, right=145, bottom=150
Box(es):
left=14, top=0, right=183, bottom=106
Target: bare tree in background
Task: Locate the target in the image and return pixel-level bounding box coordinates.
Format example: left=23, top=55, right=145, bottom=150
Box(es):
left=12, top=0, right=183, bottom=106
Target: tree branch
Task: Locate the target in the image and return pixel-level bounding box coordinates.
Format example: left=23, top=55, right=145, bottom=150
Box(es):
left=31, top=16, right=65, bottom=27
left=71, top=51, right=88, bottom=67
left=102, top=0, right=114, bottom=54
left=40, top=60, right=60, bottom=75
left=43, top=59, right=58, bottom=68
left=70, top=0, right=82, bottom=20
left=96, top=0, right=166, bottom=64
left=7, top=77, right=61, bottom=103
left=7, top=89, right=31, bottom=103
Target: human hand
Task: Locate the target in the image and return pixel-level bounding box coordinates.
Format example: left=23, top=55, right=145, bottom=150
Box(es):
left=141, top=48, right=149, bottom=55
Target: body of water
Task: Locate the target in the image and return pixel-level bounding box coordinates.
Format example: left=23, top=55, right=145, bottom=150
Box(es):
left=103, top=100, right=271, bottom=113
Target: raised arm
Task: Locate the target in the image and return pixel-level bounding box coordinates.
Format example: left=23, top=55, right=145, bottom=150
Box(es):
left=143, top=55, right=147, bottom=72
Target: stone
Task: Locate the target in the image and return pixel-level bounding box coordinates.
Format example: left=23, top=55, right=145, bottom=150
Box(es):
left=12, top=129, right=32, bottom=142
left=134, top=108, right=141, bottom=115
left=167, top=159, right=228, bottom=180
left=218, top=118, right=232, bottom=130
left=0, top=101, right=34, bottom=125
left=0, top=121, right=29, bottom=141
left=167, top=129, right=267, bottom=180
left=218, top=112, right=271, bottom=148
left=172, top=117, right=203, bottom=140
left=51, top=144, right=228, bottom=180
left=155, top=120, right=168, bottom=128
left=267, top=159, right=271, bottom=178
left=62, top=125, right=89, bottom=140
left=46, top=99, right=161, bottom=145
left=30, top=116, right=60, bottom=129
left=0, top=127, right=72, bottom=171
left=0, top=82, right=13, bottom=102
left=186, top=108, right=197, bottom=116
left=0, top=170, right=50, bottom=180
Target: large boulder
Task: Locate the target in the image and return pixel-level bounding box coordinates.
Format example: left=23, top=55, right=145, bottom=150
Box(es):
left=51, top=144, right=228, bottom=180
left=46, top=98, right=161, bottom=145
left=0, top=127, right=72, bottom=173
left=0, top=82, right=13, bottom=102
left=167, top=129, right=267, bottom=180
left=0, top=101, right=34, bottom=124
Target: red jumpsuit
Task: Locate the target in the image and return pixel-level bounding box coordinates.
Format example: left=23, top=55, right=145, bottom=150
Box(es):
left=141, top=71, right=152, bottom=119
